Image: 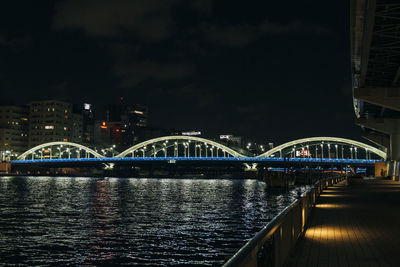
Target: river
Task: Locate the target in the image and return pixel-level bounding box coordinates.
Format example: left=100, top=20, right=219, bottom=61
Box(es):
left=0, top=176, right=304, bottom=266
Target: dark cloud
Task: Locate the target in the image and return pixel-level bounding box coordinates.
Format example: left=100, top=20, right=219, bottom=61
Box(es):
left=202, top=20, right=330, bottom=47
left=202, top=24, right=258, bottom=47
left=191, top=0, right=213, bottom=17
left=53, top=0, right=177, bottom=41
left=114, top=61, right=196, bottom=87
left=259, top=20, right=330, bottom=35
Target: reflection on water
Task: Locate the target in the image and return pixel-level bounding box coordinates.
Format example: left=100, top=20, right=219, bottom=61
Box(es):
left=0, top=177, right=302, bottom=266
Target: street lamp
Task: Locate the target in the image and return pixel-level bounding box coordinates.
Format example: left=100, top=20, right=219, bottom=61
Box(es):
left=327, top=144, right=331, bottom=159
left=320, top=143, right=323, bottom=159
left=335, top=144, right=338, bottom=159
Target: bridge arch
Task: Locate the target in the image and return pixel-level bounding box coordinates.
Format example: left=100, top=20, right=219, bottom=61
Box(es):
left=17, top=141, right=104, bottom=160
left=258, top=137, right=387, bottom=159
left=116, top=136, right=244, bottom=157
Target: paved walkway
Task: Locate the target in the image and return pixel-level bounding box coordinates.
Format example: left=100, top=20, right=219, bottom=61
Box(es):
left=288, top=178, right=400, bottom=267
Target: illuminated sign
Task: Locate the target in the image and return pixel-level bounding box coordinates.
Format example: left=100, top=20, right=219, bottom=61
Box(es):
left=84, top=103, right=91, bottom=110
left=133, top=110, right=144, bottom=115
left=220, top=135, right=232, bottom=140
left=182, top=131, right=201, bottom=136
left=296, top=150, right=311, bottom=157
left=100, top=121, right=107, bottom=129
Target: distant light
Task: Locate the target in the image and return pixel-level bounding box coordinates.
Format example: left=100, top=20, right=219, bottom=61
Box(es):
left=84, top=103, right=91, bottom=110
left=182, top=131, right=201, bottom=136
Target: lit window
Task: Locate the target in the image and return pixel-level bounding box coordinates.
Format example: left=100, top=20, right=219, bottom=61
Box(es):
left=64, top=127, right=68, bottom=131
left=45, top=125, right=54, bottom=130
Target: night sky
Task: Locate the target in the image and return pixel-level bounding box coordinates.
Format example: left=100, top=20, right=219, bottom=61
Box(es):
left=0, top=0, right=362, bottom=144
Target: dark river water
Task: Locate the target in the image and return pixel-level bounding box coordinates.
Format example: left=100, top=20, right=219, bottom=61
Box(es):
left=0, top=176, right=303, bottom=266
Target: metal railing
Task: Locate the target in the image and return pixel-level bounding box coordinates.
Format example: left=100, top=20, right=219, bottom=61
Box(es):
left=223, top=175, right=345, bottom=267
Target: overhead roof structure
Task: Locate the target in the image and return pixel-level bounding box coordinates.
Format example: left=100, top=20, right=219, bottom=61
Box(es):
left=351, top=0, right=400, bottom=159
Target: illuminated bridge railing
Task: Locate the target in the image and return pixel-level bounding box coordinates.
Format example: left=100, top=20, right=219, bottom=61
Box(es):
left=11, top=157, right=380, bottom=165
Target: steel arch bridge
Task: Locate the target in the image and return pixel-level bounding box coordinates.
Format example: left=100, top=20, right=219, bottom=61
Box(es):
left=258, top=137, right=387, bottom=160
left=116, top=136, right=243, bottom=158
left=17, top=141, right=104, bottom=160
left=15, top=136, right=387, bottom=161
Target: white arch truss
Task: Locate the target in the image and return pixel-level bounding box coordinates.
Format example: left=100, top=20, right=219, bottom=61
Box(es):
left=258, top=137, right=387, bottom=159
left=17, top=141, right=104, bottom=160
left=116, top=136, right=243, bottom=157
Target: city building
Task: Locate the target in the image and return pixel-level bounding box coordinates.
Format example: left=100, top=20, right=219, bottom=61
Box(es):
left=0, top=105, right=29, bottom=158
left=97, top=102, right=148, bottom=149
left=93, top=120, right=124, bottom=154
left=28, top=100, right=83, bottom=147
left=76, top=103, right=94, bottom=144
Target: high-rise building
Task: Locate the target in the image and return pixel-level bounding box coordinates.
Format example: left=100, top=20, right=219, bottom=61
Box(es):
left=99, top=103, right=148, bottom=149
left=74, top=103, right=94, bottom=144
left=28, top=100, right=83, bottom=147
left=0, top=105, right=29, bottom=157
left=71, top=113, right=83, bottom=143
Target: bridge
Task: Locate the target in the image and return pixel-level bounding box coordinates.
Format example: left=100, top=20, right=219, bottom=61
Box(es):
left=10, top=136, right=385, bottom=173
left=14, top=135, right=386, bottom=161
left=351, top=0, right=400, bottom=179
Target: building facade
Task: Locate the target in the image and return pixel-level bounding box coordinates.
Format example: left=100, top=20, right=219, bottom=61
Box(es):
left=0, top=105, right=29, bottom=158
left=97, top=103, right=148, bottom=150
left=28, top=100, right=83, bottom=147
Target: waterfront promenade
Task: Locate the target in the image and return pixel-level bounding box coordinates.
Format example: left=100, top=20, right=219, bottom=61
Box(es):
left=288, top=178, right=400, bottom=266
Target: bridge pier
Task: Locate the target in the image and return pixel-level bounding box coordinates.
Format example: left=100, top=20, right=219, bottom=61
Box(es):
left=390, top=132, right=400, bottom=181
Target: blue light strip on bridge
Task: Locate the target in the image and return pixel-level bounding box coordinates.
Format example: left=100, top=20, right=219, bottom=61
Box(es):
left=11, top=157, right=380, bottom=165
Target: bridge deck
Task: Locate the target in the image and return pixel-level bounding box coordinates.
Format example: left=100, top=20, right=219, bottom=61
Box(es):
left=288, top=178, right=400, bottom=267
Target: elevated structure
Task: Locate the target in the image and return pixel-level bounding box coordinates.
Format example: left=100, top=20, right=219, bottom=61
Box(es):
left=15, top=136, right=386, bottom=162
left=116, top=136, right=244, bottom=158
left=17, top=141, right=103, bottom=160
left=351, top=0, right=400, bottom=177
left=259, top=137, right=386, bottom=160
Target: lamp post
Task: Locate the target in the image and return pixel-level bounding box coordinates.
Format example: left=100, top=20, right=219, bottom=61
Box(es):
left=320, top=143, right=324, bottom=159
left=335, top=144, right=338, bottom=159
left=327, top=144, right=331, bottom=159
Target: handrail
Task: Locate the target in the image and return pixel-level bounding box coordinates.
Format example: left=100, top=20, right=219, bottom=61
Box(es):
left=223, top=175, right=345, bottom=267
